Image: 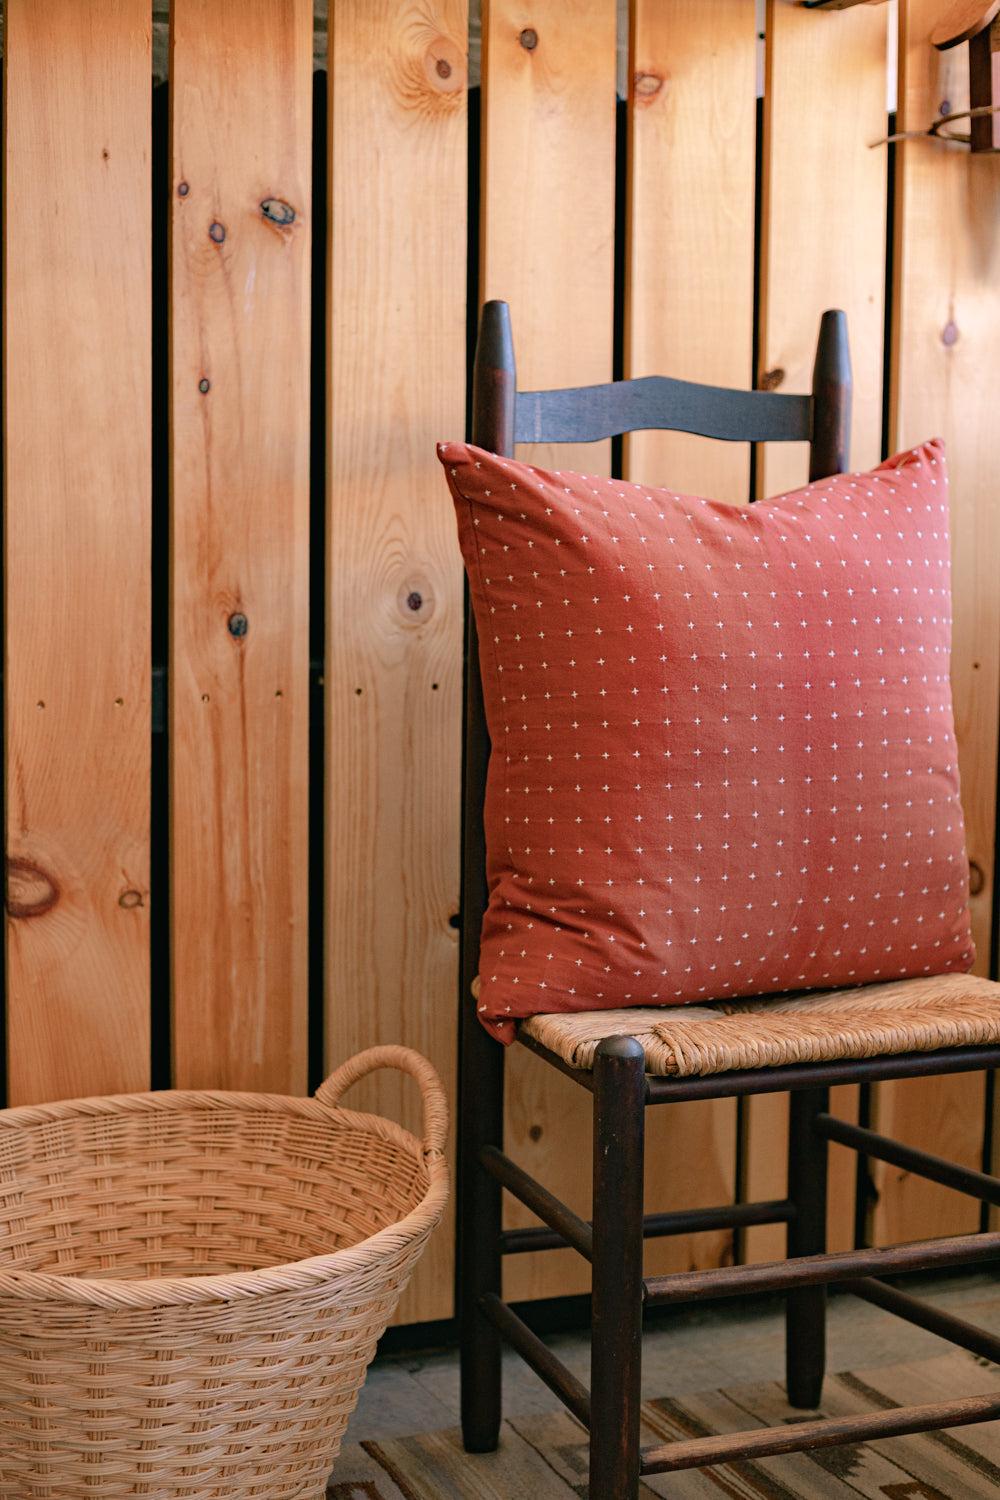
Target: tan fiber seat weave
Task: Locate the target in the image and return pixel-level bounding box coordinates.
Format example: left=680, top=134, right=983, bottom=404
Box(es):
left=518, top=974, right=1000, bottom=1077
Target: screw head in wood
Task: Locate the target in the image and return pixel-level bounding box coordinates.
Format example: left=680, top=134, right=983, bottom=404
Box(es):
left=209, top=221, right=226, bottom=243
left=520, top=27, right=538, bottom=48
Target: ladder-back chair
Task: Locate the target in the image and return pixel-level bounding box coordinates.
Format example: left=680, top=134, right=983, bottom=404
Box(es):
left=440, top=299, right=1000, bottom=1500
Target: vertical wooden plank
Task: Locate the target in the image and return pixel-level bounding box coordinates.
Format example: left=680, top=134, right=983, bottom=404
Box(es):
left=759, top=0, right=888, bottom=498
left=871, top=0, right=1000, bottom=1245
left=478, top=0, right=619, bottom=1306
left=326, top=0, right=467, bottom=1324
left=742, top=0, right=888, bottom=1261
left=3, top=0, right=151, bottom=1104
left=170, top=0, right=312, bottom=1093
left=627, top=0, right=757, bottom=503
left=481, top=0, right=617, bottom=476
left=612, top=0, right=758, bottom=1283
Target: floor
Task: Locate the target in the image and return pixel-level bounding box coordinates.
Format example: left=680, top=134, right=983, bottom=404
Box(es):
left=342, top=1272, right=1000, bottom=1444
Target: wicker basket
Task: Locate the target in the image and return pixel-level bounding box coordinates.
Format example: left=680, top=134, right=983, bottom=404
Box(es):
left=0, top=1045, right=448, bottom=1499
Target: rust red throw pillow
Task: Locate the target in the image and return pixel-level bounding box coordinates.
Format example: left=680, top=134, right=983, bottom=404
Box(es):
left=439, top=439, right=974, bottom=1043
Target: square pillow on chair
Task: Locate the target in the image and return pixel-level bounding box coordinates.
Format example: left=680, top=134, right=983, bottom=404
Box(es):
left=439, top=439, right=974, bottom=1043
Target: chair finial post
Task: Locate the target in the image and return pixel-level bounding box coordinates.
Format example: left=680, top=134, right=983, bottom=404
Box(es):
left=472, top=300, right=516, bottom=456
left=810, top=308, right=851, bottom=480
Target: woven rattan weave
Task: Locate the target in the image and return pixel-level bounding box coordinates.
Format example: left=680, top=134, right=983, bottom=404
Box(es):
left=519, top=972, right=1000, bottom=1075
left=0, top=1045, right=448, bottom=1499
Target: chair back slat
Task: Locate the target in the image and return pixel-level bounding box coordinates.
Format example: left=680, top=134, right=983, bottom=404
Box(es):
left=514, top=378, right=813, bottom=448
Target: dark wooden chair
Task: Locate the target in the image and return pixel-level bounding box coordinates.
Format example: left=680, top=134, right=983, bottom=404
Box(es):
left=455, top=299, right=1000, bottom=1499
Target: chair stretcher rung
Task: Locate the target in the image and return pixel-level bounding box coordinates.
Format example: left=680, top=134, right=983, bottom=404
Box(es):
left=478, top=1293, right=591, bottom=1428
left=641, top=1390, right=1000, bottom=1474
left=500, top=1198, right=794, bottom=1255
left=644, top=1230, right=1000, bottom=1305
left=480, top=1145, right=593, bottom=1259
left=845, top=1276, right=1000, bottom=1364
left=816, top=1113, right=1000, bottom=1206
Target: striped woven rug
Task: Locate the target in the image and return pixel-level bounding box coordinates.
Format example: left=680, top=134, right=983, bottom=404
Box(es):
left=325, top=1348, right=1000, bottom=1498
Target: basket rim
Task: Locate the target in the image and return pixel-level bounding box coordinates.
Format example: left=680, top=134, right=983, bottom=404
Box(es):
left=0, top=1084, right=449, bottom=1308
left=0, top=1083, right=417, bottom=1129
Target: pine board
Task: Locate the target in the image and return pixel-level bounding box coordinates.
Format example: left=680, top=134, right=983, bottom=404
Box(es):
left=742, top=0, right=888, bottom=1259
left=479, top=0, right=621, bottom=1302
left=871, top=0, right=1000, bottom=1245
left=608, top=0, right=759, bottom=1282
left=481, top=0, right=617, bottom=477
left=3, top=0, right=151, bottom=1104
left=626, top=0, right=758, bottom=504
left=326, top=0, right=468, bottom=1324
left=170, top=0, right=312, bottom=1093
left=758, top=0, right=888, bottom=499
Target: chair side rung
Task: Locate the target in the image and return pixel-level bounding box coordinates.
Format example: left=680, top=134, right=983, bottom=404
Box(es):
left=502, top=1198, right=794, bottom=1255
left=480, top=1145, right=593, bottom=1259
left=641, top=1390, right=1000, bottom=1473
left=845, top=1276, right=1000, bottom=1365
left=478, top=1293, right=591, bottom=1429
left=644, top=1230, right=1000, bottom=1305
left=816, top=1112, right=1000, bottom=1206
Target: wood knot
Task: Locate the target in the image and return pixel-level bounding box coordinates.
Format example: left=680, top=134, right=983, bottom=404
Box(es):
left=7, top=858, right=59, bottom=919
left=260, top=197, right=296, bottom=229
left=634, top=72, right=664, bottom=101
left=423, top=36, right=466, bottom=95
left=396, top=575, right=436, bottom=625
left=119, top=889, right=144, bottom=909
left=760, top=368, right=786, bottom=391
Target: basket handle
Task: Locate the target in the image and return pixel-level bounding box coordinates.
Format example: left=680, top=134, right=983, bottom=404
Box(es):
left=314, top=1045, right=448, bottom=1158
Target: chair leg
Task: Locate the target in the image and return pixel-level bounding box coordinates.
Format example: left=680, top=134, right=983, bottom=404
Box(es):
left=785, top=1085, right=830, bottom=1409
left=590, top=1036, right=646, bottom=1500
left=458, top=1005, right=505, bottom=1451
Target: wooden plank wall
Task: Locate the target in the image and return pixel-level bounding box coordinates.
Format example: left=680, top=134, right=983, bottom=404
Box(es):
left=874, top=0, right=1000, bottom=1246
left=3, top=0, right=152, bottom=1105
left=325, top=0, right=468, bottom=1324
left=170, top=0, right=312, bottom=1095
left=479, top=0, right=618, bottom=1304
left=3, top=0, right=1000, bottom=1324
left=624, top=0, right=758, bottom=1278
left=745, top=0, right=889, bottom=1262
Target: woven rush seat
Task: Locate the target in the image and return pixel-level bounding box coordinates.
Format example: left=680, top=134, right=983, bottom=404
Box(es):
left=519, top=973, right=1000, bottom=1076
